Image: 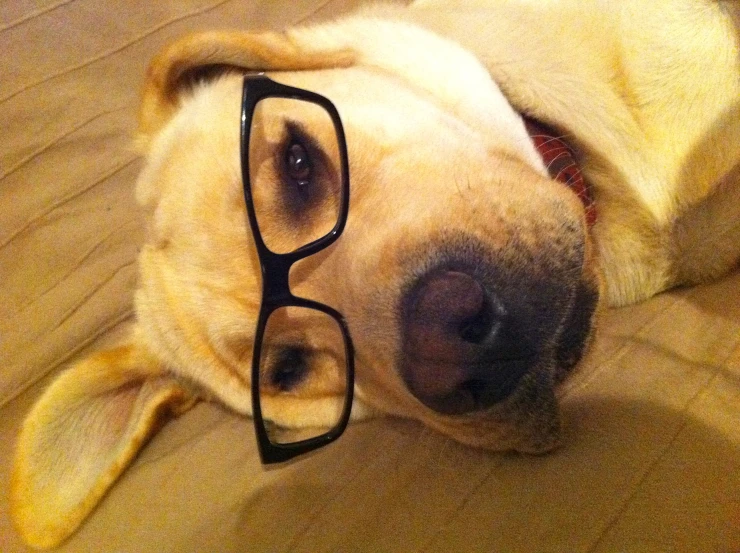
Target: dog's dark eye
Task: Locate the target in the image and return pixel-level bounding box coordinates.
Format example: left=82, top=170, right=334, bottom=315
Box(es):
left=270, top=347, right=309, bottom=391
left=286, top=142, right=312, bottom=183
left=283, top=139, right=312, bottom=201
left=275, top=123, right=332, bottom=219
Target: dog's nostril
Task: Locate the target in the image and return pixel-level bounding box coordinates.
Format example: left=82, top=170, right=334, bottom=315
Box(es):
left=459, top=378, right=485, bottom=400
left=409, top=271, right=486, bottom=330
left=404, top=269, right=508, bottom=350
left=458, top=294, right=505, bottom=344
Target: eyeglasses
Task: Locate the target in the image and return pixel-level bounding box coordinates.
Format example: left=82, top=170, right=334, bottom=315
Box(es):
left=240, top=74, right=354, bottom=464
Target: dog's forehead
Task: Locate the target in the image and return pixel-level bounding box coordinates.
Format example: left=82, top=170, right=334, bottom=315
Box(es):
left=275, top=68, right=477, bottom=143
left=265, top=67, right=543, bottom=180
left=288, top=15, right=545, bottom=168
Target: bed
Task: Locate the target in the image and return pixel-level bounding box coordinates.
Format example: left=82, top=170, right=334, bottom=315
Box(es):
left=1, top=1, right=738, bottom=551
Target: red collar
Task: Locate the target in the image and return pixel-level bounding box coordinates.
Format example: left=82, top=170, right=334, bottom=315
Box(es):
left=523, top=117, right=596, bottom=226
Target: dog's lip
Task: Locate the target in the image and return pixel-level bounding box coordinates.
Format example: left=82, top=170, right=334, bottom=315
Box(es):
left=409, top=355, right=535, bottom=416
left=412, top=367, right=563, bottom=454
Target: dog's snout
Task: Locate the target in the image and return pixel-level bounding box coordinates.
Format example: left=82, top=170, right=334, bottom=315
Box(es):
left=406, top=271, right=504, bottom=348
left=401, top=270, right=530, bottom=415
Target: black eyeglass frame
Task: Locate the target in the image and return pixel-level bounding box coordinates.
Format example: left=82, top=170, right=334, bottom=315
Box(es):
left=240, top=74, right=354, bottom=464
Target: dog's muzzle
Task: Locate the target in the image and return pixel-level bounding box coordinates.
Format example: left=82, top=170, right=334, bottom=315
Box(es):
left=401, top=270, right=529, bottom=414
left=398, top=242, right=594, bottom=416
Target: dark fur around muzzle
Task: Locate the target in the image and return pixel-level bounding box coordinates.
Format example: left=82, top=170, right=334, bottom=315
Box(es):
left=398, top=233, right=598, bottom=415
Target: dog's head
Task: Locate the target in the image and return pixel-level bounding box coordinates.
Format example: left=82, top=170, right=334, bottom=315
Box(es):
left=12, top=17, right=600, bottom=548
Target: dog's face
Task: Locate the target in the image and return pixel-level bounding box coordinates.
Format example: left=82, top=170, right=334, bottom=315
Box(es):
left=135, top=40, right=600, bottom=453
left=11, top=25, right=606, bottom=547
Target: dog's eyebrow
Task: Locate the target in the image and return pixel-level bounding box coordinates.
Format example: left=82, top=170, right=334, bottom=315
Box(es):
left=265, top=344, right=310, bottom=392
left=283, top=120, right=323, bottom=154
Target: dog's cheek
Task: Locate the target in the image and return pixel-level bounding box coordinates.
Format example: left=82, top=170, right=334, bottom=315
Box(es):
left=552, top=231, right=603, bottom=383
left=553, top=281, right=600, bottom=383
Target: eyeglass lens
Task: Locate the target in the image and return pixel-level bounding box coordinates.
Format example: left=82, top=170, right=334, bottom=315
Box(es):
left=257, top=306, right=349, bottom=445
left=248, top=96, right=343, bottom=255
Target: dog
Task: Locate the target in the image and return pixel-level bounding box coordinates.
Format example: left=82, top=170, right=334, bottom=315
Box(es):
left=12, top=0, right=740, bottom=547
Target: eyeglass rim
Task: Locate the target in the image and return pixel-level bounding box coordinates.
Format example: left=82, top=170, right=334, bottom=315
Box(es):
left=240, top=74, right=354, bottom=464
left=240, top=73, right=351, bottom=263
left=251, top=299, right=355, bottom=464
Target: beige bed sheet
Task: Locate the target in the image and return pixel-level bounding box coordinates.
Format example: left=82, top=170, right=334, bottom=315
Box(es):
left=1, top=1, right=738, bottom=552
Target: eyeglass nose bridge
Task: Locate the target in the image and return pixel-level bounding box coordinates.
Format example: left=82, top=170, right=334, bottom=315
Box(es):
left=259, top=236, right=343, bottom=305
left=259, top=254, right=294, bottom=304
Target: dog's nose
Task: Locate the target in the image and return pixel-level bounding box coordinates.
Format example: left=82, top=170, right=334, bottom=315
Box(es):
left=401, top=270, right=531, bottom=415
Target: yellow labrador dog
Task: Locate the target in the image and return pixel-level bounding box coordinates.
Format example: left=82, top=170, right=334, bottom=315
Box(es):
left=12, top=0, right=740, bottom=547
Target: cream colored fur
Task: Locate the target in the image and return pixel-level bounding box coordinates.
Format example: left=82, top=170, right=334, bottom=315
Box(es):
left=12, top=0, right=740, bottom=548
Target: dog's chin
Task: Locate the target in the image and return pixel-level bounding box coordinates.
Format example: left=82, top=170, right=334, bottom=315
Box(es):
left=421, top=366, right=564, bottom=454
left=552, top=279, right=600, bottom=384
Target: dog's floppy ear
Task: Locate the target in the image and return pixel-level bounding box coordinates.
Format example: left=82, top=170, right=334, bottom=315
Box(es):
left=138, top=29, right=355, bottom=145
left=11, top=336, right=196, bottom=549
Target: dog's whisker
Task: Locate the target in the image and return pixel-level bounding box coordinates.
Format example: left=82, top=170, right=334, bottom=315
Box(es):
left=545, top=152, right=574, bottom=174
left=554, top=162, right=579, bottom=179
left=527, top=132, right=575, bottom=145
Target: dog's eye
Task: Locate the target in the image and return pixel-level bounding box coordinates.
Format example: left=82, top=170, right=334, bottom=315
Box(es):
left=285, top=142, right=312, bottom=185
left=270, top=347, right=309, bottom=391
left=271, top=122, right=336, bottom=228
left=281, top=131, right=314, bottom=202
